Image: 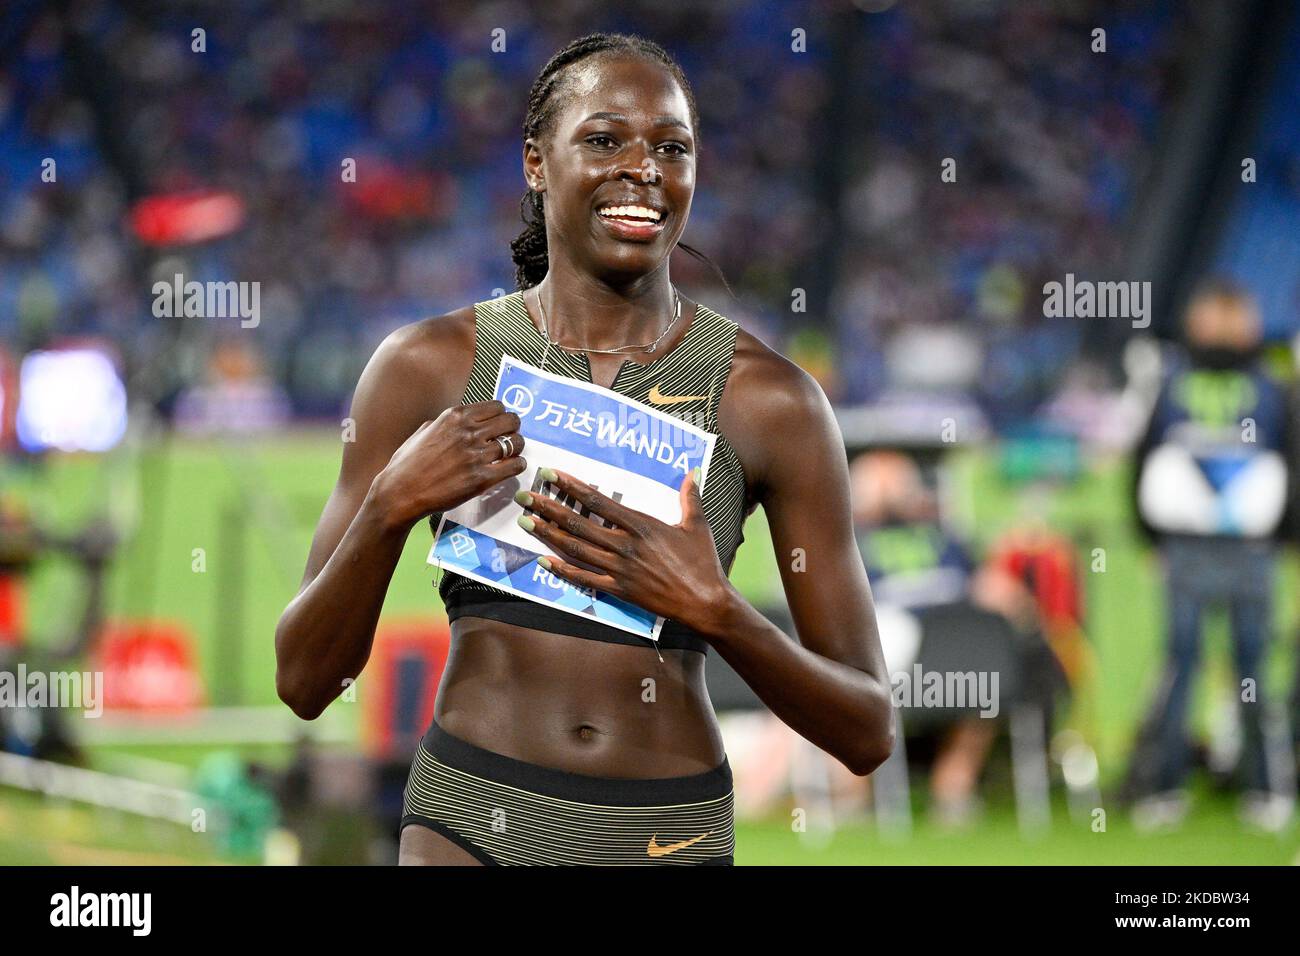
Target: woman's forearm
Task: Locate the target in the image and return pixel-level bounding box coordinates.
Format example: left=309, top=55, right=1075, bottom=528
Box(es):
left=274, top=480, right=413, bottom=720
left=697, top=586, right=895, bottom=775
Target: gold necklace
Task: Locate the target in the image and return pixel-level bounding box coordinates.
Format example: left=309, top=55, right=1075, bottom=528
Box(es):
left=535, top=286, right=682, bottom=356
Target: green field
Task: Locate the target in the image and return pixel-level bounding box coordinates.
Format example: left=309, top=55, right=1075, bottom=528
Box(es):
left=5, top=430, right=1299, bottom=864
left=5, top=787, right=1297, bottom=865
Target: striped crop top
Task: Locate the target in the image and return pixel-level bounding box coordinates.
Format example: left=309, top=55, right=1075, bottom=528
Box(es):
left=430, top=289, right=757, bottom=655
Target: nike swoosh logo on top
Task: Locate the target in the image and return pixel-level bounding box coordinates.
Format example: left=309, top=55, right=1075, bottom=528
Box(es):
left=648, top=384, right=709, bottom=405
left=647, top=832, right=711, bottom=858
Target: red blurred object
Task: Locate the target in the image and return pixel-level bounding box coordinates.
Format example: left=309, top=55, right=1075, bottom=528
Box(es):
left=988, top=530, right=1092, bottom=684
left=94, top=621, right=205, bottom=712
left=362, top=617, right=450, bottom=760
left=128, top=190, right=246, bottom=246
left=341, top=160, right=453, bottom=222
left=990, top=534, right=1082, bottom=626
left=0, top=575, right=21, bottom=646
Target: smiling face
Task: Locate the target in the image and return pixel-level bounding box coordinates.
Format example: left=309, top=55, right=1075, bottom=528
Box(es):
left=523, top=55, right=697, bottom=283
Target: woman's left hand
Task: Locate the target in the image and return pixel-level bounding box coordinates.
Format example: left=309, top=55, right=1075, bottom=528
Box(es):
left=514, top=466, right=735, bottom=634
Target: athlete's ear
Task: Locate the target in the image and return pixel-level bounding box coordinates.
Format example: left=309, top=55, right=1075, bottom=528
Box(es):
left=523, top=138, right=545, bottom=193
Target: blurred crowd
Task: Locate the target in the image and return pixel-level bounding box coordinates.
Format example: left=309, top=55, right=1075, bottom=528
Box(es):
left=1, top=0, right=1195, bottom=423
left=830, top=0, right=1189, bottom=419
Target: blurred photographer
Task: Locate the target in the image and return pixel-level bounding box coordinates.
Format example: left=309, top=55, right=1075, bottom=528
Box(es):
left=1130, top=279, right=1297, bottom=830
left=851, top=451, right=1041, bottom=825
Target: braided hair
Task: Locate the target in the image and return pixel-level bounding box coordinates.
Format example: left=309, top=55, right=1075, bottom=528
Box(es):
left=509, top=32, right=733, bottom=296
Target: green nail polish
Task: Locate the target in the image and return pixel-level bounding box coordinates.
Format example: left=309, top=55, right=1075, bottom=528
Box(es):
left=692, top=466, right=701, bottom=484
left=538, top=556, right=552, bottom=570
left=517, top=515, right=535, bottom=532
left=539, top=467, right=558, bottom=482
left=513, top=489, right=531, bottom=506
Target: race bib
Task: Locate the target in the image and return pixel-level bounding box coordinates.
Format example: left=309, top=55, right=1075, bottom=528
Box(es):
left=428, top=355, right=716, bottom=642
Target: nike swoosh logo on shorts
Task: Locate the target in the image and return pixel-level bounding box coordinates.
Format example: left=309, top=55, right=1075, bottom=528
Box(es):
left=647, top=832, right=711, bottom=857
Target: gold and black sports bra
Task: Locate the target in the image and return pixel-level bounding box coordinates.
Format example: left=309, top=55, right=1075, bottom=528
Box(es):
left=430, top=289, right=757, bottom=655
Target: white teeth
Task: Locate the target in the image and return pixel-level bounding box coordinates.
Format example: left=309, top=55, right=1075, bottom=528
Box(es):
left=598, top=204, right=661, bottom=222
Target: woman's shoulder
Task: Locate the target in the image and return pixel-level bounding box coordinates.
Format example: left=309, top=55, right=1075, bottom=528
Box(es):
left=725, top=323, right=826, bottom=413
left=716, top=320, right=834, bottom=498
left=385, top=303, right=478, bottom=358
left=382, top=290, right=527, bottom=363
left=363, top=302, right=482, bottom=415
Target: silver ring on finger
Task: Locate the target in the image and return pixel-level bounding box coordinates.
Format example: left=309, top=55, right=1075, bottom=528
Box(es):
left=494, top=434, right=515, bottom=460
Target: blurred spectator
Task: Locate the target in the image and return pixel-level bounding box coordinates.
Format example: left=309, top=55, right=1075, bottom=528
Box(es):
left=851, top=450, right=1042, bottom=826
left=1129, top=279, right=1297, bottom=831
left=173, top=337, right=290, bottom=435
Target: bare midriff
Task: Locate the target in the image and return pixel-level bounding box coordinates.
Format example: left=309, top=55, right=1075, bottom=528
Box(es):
left=433, top=615, right=726, bottom=778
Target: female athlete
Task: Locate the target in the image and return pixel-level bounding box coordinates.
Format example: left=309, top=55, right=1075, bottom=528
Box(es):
left=274, top=32, right=893, bottom=866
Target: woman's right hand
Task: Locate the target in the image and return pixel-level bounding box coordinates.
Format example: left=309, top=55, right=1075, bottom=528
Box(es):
left=371, top=400, right=526, bottom=530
